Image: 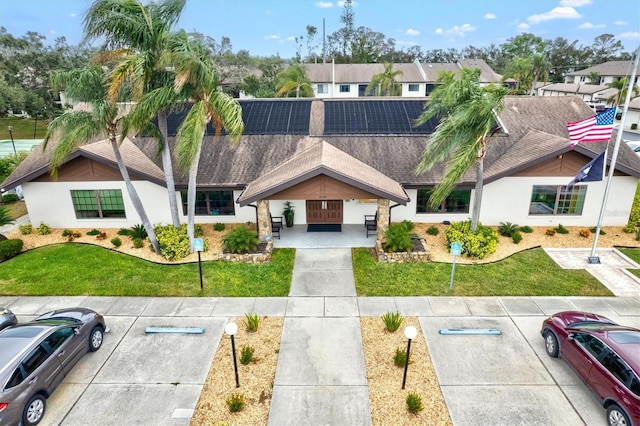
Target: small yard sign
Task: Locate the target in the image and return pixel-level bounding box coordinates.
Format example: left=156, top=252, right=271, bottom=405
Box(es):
left=193, top=238, right=204, bottom=252
left=450, top=242, right=462, bottom=256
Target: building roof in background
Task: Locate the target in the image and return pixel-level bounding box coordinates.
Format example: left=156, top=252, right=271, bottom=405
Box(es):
left=566, top=61, right=640, bottom=77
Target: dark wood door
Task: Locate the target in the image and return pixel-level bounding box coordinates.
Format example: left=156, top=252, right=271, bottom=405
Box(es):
left=306, top=200, right=343, bottom=223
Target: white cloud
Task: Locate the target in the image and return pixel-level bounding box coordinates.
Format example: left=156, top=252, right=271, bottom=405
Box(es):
left=578, top=22, right=605, bottom=29
left=435, top=23, right=475, bottom=38
left=517, top=22, right=530, bottom=30
left=527, top=7, right=581, bottom=24
left=69, top=13, right=77, bottom=18
left=618, top=31, right=640, bottom=40
left=405, top=28, right=420, bottom=36
left=49, top=30, right=56, bottom=35
left=485, top=13, right=496, bottom=19
left=435, top=28, right=443, bottom=35
left=316, top=1, right=333, bottom=8
left=265, top=34, right=280, bottom=40
left=615, top=20, right=628, bottom=26
left=286, top=36, right=296, bottom=41
left=559, top=0, right=592, bottom=6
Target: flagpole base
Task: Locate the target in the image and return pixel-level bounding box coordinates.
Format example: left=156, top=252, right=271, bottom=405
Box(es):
left=588, top=256, right=601, bottom=264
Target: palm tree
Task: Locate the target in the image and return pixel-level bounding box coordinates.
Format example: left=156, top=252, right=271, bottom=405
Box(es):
left=587, top=72, right=601, bottom=85
left=606, top=78, right=640, bottom=106
left=529, top=54, right=551, bottom=96
left=0, top=206, right=14, bottom=242
left=414, top=67, right=508, bottom=231
left=44, top=66, right=161, bottom=254
left=170, top=34, right=244, bottom=248
left=365, top=62, right=403, bottom=96
left=503, top=57, right=532, bottom=94
left=275, top=63, right=314, bottom=98
left=83, top=0, right=187, bottom=228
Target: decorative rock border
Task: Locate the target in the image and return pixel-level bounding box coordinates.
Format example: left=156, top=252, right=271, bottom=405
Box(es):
left=216, top=240, right=273, bottom=263
left=375, top=239, right=430, bottom=263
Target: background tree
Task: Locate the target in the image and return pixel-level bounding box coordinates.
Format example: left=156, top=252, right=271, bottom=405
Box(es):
left=275, top=63, right=313, bottom=98
left=305, top=25, right=319, bottom=63
left=590, top=34, right=623, bottom=64
left=529, top=53, right=551, bottom=96
left=503, top=57, right=532, bottom=94
left=365, top=62, right=402, bottom=96
left=414, top=68, right=508, bottom=231
left=44, top=66, right=161, bottom=253
left=587, top=71, right=601, bottom=85
left=606, top=78, right=640, bottom=106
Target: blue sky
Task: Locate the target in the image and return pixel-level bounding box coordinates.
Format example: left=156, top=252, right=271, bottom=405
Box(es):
left=0, top=0, right=638, bottom=58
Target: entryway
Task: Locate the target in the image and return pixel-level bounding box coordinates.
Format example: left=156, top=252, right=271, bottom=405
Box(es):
left=272, top=224, right=374, bottom=249
left=306, top=200, right=343, bottom=223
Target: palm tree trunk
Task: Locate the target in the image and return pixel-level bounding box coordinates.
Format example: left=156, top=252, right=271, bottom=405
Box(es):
left=529, top=71, right=539, bottom=96
left=186, top=140, right=203, bottom=252
left=158, top=110, right=181, bottom=228
left=109, top=136, right=161, bottom=254
left=470, top=158, right=484, bottom=232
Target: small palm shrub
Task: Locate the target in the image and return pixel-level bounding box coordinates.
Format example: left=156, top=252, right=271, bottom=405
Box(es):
left=194, top=224, right=204, bottom=237
left=0, top=206, right=12, bottom=227
left=86, top=229, right=100, bottom=236
left=1, top=193, right=19, bottom=203
left=383, top=223, right=413, bottom=253
left=111, top=237, right=122, bottom=247
left=406, top=392, right=424, bottom=414
left=19, top=224, right=32, bottom=235
left=132, top=237, right=144, bottom=248
left=400, top=220, right=415, bottom=232
left=579, top=229, right=590, bottom=238
left=518, top=225, right=533, bottom=233
left=512, top=231, right=523, bottom=244
left=426, top=225, right=439, bottom=236
left=37, top=222, right=51, bottom=235
left=214, top=222, right=226, bottom=231
left=555, top=224, right=569, bottom=234
left=382, top=311, right=404, bottom=332
left=444, top=220, right=499, bottom=259
left=498, top=222, right=519, bottom=237
left=222, top=225, right=259, bottom=254
left=118, top=228, right=132, bottom=236
left=226, top=393, right=246, bottom=412
left=130, top=224, right=148, bottom=239
left=589, top=227, right=605, bottom=235
left=393, top=347, right=407, bottom=367
left=244, top=313, right=260, bottom=332
left=546, top=228, right=556, bottom=236
left=240, top=345, right=255, bottom=365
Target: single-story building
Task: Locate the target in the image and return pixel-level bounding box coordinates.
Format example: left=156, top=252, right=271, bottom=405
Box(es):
left=2, top=96, right=640, bottom=242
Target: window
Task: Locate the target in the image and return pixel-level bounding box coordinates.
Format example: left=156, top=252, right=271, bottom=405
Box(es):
left=574, top=333, right=607, bottom=359
left=416, top=189, right=471, bottom=213
left=408, top=84, right=419, bottom=92
left=182, top=191, right=235, bottom=216
left=339, top=85, right=350, bottom=93
left=22, top=346, right=50, bottom=377
left=602, top=352, right=632, bottom=386
left=71, top=190, right=125, bottom=219
left=529, top=185, right=586, bottom=215
left=425, top=84, right=438, bottom=95
left=42, top=328, right=74, bottom=353
left=317, top=84, right=327, bottom=94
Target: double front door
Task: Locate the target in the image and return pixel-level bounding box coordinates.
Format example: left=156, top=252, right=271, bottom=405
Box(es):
left=306, top=200, right=343, bottom=223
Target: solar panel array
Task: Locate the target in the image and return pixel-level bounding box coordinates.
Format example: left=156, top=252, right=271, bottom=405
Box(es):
left=323, top=100, right=437, bottom=135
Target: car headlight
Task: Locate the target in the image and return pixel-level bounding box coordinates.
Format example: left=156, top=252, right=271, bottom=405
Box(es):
left=0, top=309, right=10, bottom=315
left=543, top=317, right=553, bottom=324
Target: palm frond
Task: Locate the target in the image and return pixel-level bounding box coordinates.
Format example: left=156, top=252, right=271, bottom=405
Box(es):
left=175, top=101, right=208, bottom=170
left=209, top=91, right=244, bottom=142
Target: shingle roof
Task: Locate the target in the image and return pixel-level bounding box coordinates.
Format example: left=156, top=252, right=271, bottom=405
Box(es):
left=567, top=61, right=640, bottom=77
left=539, top=83, right=607, bottom=95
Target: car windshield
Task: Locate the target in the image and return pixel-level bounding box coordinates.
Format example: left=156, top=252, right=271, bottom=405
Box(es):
left=568, top=320, right=614, bottom=328
left=33, top=317, right=80, bottom=324
left=0, top=326, right=48, bottom=338
left=609, top=331, right=640, bottom=344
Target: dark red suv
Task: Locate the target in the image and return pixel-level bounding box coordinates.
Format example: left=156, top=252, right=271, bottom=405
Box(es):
left=541, top=311, right=640, bottom=426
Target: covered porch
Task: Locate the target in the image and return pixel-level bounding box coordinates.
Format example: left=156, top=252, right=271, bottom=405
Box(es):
left=271, top=224, right=375, bottom=248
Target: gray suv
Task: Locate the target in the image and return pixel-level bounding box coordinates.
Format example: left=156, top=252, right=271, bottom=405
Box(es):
left=0, top=308, right=107, bottom=426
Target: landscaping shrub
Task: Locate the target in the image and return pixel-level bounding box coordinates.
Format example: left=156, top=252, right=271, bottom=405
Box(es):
left=555, top=224, right=569, bottom=234
left=96, top=231, right=108, bottom=240
left=624, top=190, right=640, bottom=232
left=117, top=228, right=132, bottom=236
left=400, top=220, right=415, bottom=232
left=444, top=220, right=499, bottom=259
left=1, top=193, right=19, bottom=203
left=132, top=237, right=144, bottom=248
left=546, top=228, right=556, bottom=236
left=426, top=225, right=439, bottom=236
left=406, top=392, right=424, bottom=414
left=383, top=223, right=413, bottom=253
left=194, top=224, right=204, bottom=237
left=512, top=231, right=523, bottom=244
left=244, top=313, right=260, bottom=332
left=37, top=222, right=51, bottom=235
left=0, top=239, right=23, bottom=261
left=632, top=123, right=638, bottom=130
left=518, top=225, right=533, bottom=233
left=382, top=311, right=404, bottom=332
left=579, top=229, right=591, bottom=238
left=393, top=347, right=407, bottom=367
left=155, top=224, right=192, bottom=261
left=86, top=229, right=100, bottom=236
left=240, top=345, right=255, bottom=365
left=498, top=222, right=519, bottom=237
left=130, top=224, right=148, bottom=239
left=589, top=227, right=606, bottom=235
left=111, top=237, right=122, bottom=247
left=222, top=225, right=259, bottom=254
left=636, top=229, right=640, bottom=241
left=62, top=229, right=81, bottom=241
left=214, top=222, right=226, bottom=232
left=19, top=224, right=32, bottom=235
left=226, top=393, right=246, bottom=412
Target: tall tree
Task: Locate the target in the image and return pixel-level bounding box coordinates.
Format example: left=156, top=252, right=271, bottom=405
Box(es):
left=529, top=53, right=551, bottom=96
left=590, top=34, right=623, bottom=64
left=606, top=78, right=640, bottom=106
left=275, top=63, right=313, bottom=98
left=44, top=66, right=161, bottom=253
left=414, top=68, right=508, bottom=231
left=365, top=62, right=403, bottom=96
left=83, top=0, right=187, bottom=229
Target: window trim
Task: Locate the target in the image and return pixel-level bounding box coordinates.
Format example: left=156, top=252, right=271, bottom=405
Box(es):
left=408, top=83, right=420, bottom=92
left=70, top=189, right=126, bottom=219
left=339, top=84, right=350, bottom=93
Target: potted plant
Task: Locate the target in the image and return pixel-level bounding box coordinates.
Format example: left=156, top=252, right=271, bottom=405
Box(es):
left=283, top=201, right=294, bottom=227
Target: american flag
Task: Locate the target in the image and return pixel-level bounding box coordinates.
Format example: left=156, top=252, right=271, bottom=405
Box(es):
left=567, top=107, right=616, bottom=147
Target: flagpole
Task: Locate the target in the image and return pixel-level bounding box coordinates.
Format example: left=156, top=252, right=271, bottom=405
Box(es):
left=589, top=46, right=640, bottom=263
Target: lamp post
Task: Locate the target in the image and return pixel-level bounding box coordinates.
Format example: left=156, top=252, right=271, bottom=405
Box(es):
left=225, top=321, right=240, bottom=387
left=7, top=126, right=17, bottom=155
left=401, top=325, right=418, bottom=389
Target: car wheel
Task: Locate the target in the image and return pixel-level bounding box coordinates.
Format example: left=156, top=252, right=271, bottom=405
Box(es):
left=88, top=326, right=104, bottom=352
left=22, top=394, right=46, bottom=426
left=607, top=404, right=631, bottom=426
left=543, top=329, right=559, bottom=358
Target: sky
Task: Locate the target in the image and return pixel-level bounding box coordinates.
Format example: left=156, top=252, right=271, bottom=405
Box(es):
left=0, top=0, right=639, bottom=59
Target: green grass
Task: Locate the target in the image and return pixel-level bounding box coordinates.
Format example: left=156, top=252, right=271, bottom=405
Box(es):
left=353, top=248, right=613, bottom=297
left=618, top=248, right=640, bottom=279
left=0, top=244, right=295, bottom=297
left=0, top=117, right=49, bottom=139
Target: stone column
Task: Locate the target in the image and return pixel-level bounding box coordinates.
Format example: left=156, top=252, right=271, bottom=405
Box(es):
left=376, top=198, right=390, bottom=241
left=257, top=199, right=271, bottom=241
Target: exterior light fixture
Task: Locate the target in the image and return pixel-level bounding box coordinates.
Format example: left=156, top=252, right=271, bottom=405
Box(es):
left=224, top=321, right=240, bottom=387
left=401, top=325, right=418, bottom=389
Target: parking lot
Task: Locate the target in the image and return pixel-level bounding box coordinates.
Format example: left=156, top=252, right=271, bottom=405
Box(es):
left=1, top=295, right=639, bottom=425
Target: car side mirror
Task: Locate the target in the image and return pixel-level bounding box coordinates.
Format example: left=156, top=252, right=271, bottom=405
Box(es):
left=74, top=328, right=80, bottom=335
left=567, top=332, right=574, bottom=341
